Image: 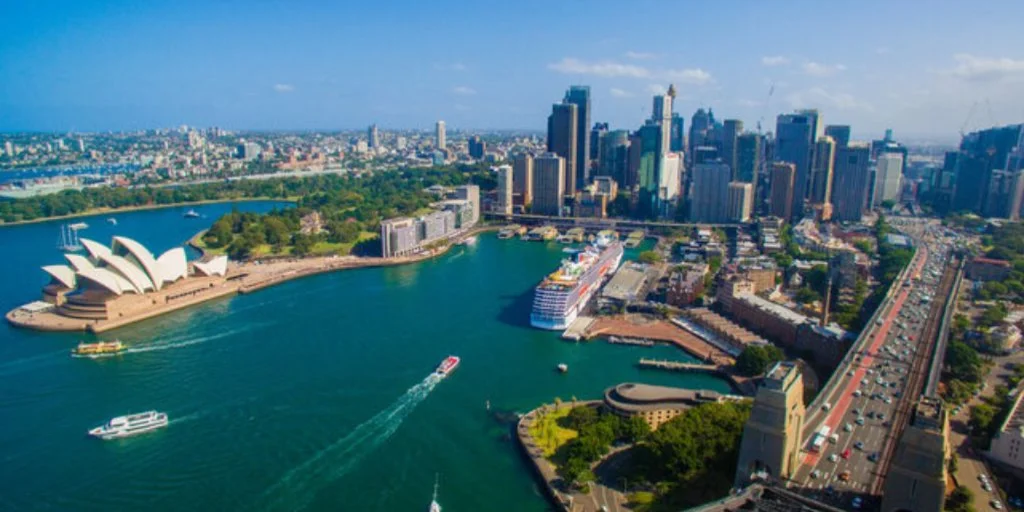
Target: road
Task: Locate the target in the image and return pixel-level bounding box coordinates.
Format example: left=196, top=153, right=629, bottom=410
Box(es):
left=790, top=218, right=953, bottom=509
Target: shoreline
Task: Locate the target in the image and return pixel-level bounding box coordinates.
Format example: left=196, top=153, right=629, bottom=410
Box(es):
left=6, top=225, right=499, bottom=333
left=0, top=197, right=292, bottom=228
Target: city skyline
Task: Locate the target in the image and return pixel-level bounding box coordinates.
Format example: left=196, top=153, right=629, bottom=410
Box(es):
left=2, top=1, right=1024, bottom=141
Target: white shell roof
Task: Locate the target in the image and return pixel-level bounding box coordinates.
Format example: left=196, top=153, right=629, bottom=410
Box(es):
left=76, top=267, right=129, bottom=295
left=156, top=248, right=188, bottom=283
left=42, top=265, right=77, bottom=289
left=112, top=236, right=164, bottom=291
left=96, top=253, right=154, bottom=293
left=80, top=238, right=112, bottom=262
left=193, top=255, right=228, bottom=277
left=64, top=253, right=95, bottom=272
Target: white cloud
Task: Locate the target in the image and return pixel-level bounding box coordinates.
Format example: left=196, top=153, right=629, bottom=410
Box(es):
left=735, top=99, right=761, bottom=108
left=761, top=55, right=790, bottom=67
left=786, top=87, right=872, bottom=111
left=663, top=68, right=713, bottom=85
left=802, top=62, right=847, bottom=77
left=547, top=57, right=650, bottom=78
left=452, top=86, right=477, bottom=96
left=272, top=84, right=294, bottom=93
left=625, top=51, right=657, bottom=60
left=946, top=53, right=1024, bottom=82
left=609, top=88, right=634, bottom=98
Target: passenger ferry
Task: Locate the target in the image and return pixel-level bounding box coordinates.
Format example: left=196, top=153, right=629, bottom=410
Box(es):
left=71, top=340, right=125, bottom=358
left=88, top=411, right=168, bottom=440
left=530, top=242, right=624, bottom=330
left=435, top=356, right=460, bottom=378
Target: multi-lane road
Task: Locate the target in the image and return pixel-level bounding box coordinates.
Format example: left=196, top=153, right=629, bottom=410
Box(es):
left=791, top=219, right=954, bottom=509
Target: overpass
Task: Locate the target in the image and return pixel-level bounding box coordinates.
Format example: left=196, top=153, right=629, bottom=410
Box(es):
left=483, top=212, right=744, bottom=231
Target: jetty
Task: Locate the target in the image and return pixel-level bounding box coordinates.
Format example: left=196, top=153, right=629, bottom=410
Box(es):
left=607, top=336, right=656, bottom=347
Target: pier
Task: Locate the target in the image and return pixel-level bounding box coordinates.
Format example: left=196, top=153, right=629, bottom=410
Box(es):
left=636, top=358, right=757, bottom=396
left=606, top=336, right=656, bottom=347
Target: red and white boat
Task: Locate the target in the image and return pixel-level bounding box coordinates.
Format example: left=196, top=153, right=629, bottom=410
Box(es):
left=435, top=356, right=460, bottom=378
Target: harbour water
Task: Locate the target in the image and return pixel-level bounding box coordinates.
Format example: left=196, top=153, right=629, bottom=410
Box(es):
left=0, top=202, right=731, bottom=511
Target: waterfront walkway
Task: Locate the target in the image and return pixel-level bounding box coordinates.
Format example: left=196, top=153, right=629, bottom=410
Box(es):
left=584, top=314, right=735, bottom=366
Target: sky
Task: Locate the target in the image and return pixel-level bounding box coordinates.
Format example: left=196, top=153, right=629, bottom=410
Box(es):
left=2, top=0, right=1024, bottom=142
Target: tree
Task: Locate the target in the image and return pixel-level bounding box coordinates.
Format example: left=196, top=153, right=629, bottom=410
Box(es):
left=946, top=485, right=975, bottom=512
left=946, top=341, right=983, bottom=383
left=794, top=287, right=821, bottom=304
left=638, top=250, right=663, bottom=264
left=619, top=415, right=652, bottom=443
left=291, top=233, right=314, bottom=256
left=735, top=345, right=785, bottom=377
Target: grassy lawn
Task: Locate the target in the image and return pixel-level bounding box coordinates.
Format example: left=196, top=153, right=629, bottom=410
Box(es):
left=627, top=491, right=656, bottom=512
left=247, top=231, right=379, bottom=258
left=190, top=231, right=227, bottom=256
left=528, top=406, right=578, bottom=458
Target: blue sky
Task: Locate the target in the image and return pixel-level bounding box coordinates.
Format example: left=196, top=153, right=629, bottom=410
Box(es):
left=2, top=0, right=1024, bottom=141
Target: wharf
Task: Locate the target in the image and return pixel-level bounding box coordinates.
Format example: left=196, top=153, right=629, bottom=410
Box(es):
left=560, top=316, right=594, bottom=341
left=637, top=358, right=756, bottom=396
left=607, top=336, right=656, bottom=347
left=584, top=314, right=735, bottom=365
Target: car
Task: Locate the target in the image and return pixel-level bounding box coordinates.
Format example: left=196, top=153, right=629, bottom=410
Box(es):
left=844, top=423, right=853, bottom=432
left=853, top=408, right=861, bottom=416
left=868, top=452, right=879, bottom=462
left=839, top=470, right=851, bottom=481
left=829, top=453, right=839, bottom=462
left=848, top=370, right=855, bottom=377
left=862, top=379, right=869, bottom=386
left=984, top=482, right=993, bottom=492
left=878, top=413, right=886, bottom=421
left=856, top=417, right=866, bottom=426
left=852, top=497, right=863, bottom=509
left=992, top=499, right=1002, bottom=510
left=854, top=389, right=863, bottom=397
left=854, top=441, right=865, bottom=450
left=842, top=448, right=851, bottom=459
left=885, top=397, right=893, bottom=404
left=811, top=469, right=822, bottom=479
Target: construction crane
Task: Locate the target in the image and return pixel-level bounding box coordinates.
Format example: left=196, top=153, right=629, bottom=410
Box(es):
left=960, top=101, right=979, bottom=137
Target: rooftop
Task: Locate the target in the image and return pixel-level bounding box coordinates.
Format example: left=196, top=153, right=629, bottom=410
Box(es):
left=603, top=383, right=722, bottom=413
left=602, top=263, right=649, bottom=302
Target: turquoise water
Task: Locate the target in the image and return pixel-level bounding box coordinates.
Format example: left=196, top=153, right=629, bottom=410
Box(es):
left=0, top=202, right=730, bottom=511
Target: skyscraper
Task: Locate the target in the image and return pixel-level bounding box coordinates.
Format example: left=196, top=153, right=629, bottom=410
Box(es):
left=454, top=184, right=480, bottom=226
left=547, top=102, right=578, bottom=196
left=727, top=182, right=754, bottom=222
left=435, top=121, right=446, bottom=150
left=824, top=125, right=851, bottom=149
left=494, top=165, right=513, bottom=215
left=563, top=86, right=591, bottom=188
left=735, top=133, right=761, bottom=184
left=689, top=108, right=712, bottom=159
left=598, top=130, right=631, bottom=186
left=722, top=119, right=744, bottom=176
left=769, top=162, right=796, bottom=221
left=368, top=124, right=380, bottom=149
left=810, top=136, right=836, bottom=206
left=775, top=112, right=816, bottom=219
left=984, top=169, right=1024, bottom=219
left=874, top=152, right=905, bottom=206
left=636, top=121, right=663, bottom=218
left=831, top=145, right=872, bottom=222
left=689, top=161, right=731, bottom=223
left=512, top=153, right=534, bottom=207
left=532, top=153, right=566, bottom=216
left=590, top=122, right=609, bottom=162
left=670, top=114, right=685, bottom=152
left=468, top=136, right=485, bottom=159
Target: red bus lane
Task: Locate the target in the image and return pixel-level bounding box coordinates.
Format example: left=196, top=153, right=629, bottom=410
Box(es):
left=801, top=249, right=927, bottom=467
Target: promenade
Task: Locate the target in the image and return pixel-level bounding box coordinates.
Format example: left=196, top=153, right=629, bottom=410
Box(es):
left=584, top=314, right=735, bottom=365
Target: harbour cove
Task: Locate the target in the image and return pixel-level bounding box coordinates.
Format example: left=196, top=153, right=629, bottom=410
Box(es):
left=0, top=201, right=731, bottom=511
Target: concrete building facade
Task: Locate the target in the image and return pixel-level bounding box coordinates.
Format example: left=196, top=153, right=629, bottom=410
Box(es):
left=532, top=153, right=565, bottom=216
left=734, top=362, right=806, bottom=486
left=881, top=397, right=950, bottom=512
left=512, top=153, right=534, bottom=208
left=494, top=165, right=513, bottom=214
left=769, top=162, right=796, bottom=221
left=727, top=181, right=754, bottom=222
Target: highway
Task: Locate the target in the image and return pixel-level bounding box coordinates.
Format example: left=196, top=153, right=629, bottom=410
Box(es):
left=790, top=218, right=954, bottom=509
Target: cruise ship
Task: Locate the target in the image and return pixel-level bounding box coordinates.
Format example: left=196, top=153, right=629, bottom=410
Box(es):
left=530, top=242, right=624, bottom=330
left=88, top=411, right=168, bottom=440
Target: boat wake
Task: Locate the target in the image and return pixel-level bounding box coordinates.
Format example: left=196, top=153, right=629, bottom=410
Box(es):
left=121, top=328, right=249, bottom=355
left=259, top=373, right=441, bottom=511
left=0, top=349, right=68, bottom=376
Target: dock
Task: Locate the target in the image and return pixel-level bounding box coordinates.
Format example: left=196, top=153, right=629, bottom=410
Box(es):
left=637, top=358, right=757, bottom=396
left=607, top=336, right=656, bottom=347
left=637, top=358, right=717, bottom=372
left=561, top=316, right=594, bottom=341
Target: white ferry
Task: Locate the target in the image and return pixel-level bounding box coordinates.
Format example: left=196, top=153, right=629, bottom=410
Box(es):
left=530, top=242, right=624, bottom=330
left=89, top=411, right=168, bottom=440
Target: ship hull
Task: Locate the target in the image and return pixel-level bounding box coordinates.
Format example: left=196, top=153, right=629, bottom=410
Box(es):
left=529, top=244, right=623, bottom=331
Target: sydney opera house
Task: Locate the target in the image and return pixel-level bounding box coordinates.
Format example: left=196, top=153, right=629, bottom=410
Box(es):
left=8, top=236, right=231, bottom=331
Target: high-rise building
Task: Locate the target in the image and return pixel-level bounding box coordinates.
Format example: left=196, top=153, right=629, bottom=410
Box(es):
left=874, top=152, right=905, bottom=206
left=368, top=124, right=380, bottom=149
left=735, top=133, right=761, bottom=184
left=453, top=185, right=480, bottom=226
left=76, top=138, right=85, bottom=152
left=590, top=122, right=609, bottom=162
left=831, top=145, right=872, bottom=222
left=3, top=141, right=13, bottom=157
left=727, top=182, right=754, bottom=222
left=670, top=113, right=685, bottom=152
left=627, top=131, right=643, bottom=190
left=396, top=136, right=407, bottom=150
left=532, top=153, right=566, bottom=216
left=985, top=169, right=1024, bottom=219
left=511, top=153, right=534, bottom=207
left=598, top=130, right=631, bottom=186
left=468, top=136, right=485, bottom=159
left=775, top=112, right=816, bottom=219
left=436, top=121, right=446, bottom=149
left=689, top=108, right=712, bottom=159
left=636, top=121, right=663, bottom=218
left=722, top=120, right=744, bottom=176
left=563, top=86, right=591, bottom=187
left=380, top=217, right=419, bottom=258
left=825, top=125, right=851, bottom=149
left=494, top=165, right=513, bottom=215
left=809, top=136, right=836, bottom=206
left=769, top=162, right=796, bottom=221
left=689, top=161, right=731, bottom=223
left=547, top=102, right=578, bottom=196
